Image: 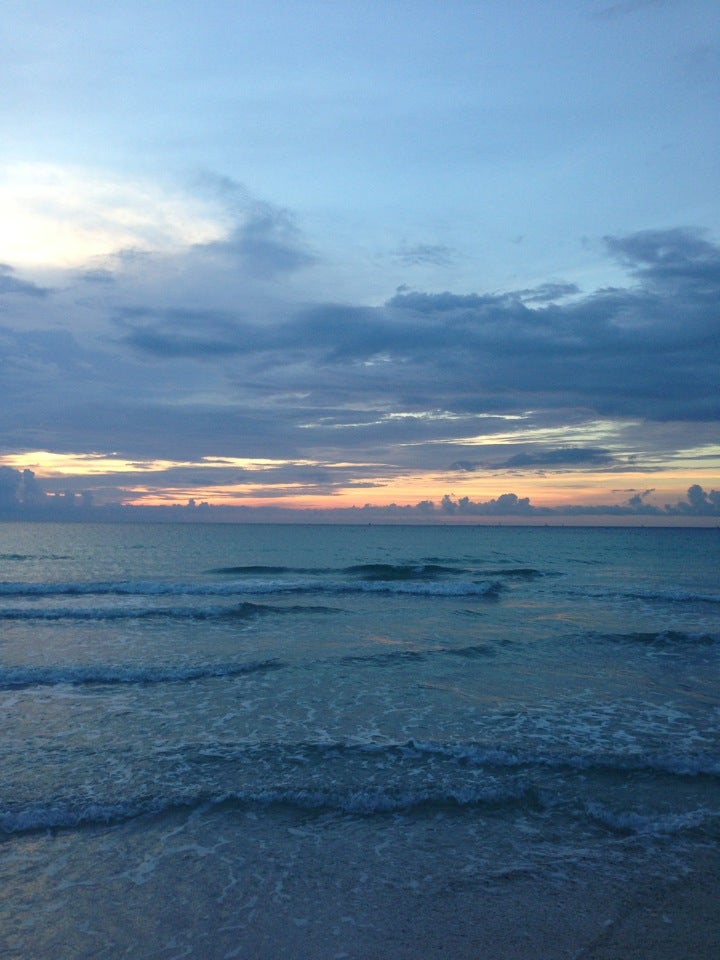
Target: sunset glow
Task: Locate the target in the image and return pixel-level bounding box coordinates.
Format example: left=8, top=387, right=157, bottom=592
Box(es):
left=0, top=1, right=717, bottom=523
left=0, top=164, right=226, bottom=267
left=3, top=448, right=717, bottom=522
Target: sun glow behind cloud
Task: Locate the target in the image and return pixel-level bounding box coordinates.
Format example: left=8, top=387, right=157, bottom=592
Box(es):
left=0, top=164, right=227, bottom=267
left=411, top=419, right=635, bottom=450
left=3, top=448, right=716, bottom=516
left=0, top=2, right=717, bottom=523
left=0, top=451, right=325, bottom=477
left=0, top=451, right=187, bottom=477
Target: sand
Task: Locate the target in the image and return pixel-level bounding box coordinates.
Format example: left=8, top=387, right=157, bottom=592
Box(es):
left=227, top=847, right=720, bottom=960
left=2, top=814, right=717, bottom=960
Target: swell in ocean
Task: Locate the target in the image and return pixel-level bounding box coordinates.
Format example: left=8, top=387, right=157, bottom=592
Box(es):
left=2, top=735, right=717, bottom=838
left=4, top=622, right=715, bottom=691
left=2, top=522, right=718, bottom=944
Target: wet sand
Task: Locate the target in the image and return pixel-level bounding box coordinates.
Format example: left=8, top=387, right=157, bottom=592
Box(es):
left=220, top=847, right=720, bottom=960
left=2, top=811, right=717, bottom=959
left=570, top=848, right=719, bottom=960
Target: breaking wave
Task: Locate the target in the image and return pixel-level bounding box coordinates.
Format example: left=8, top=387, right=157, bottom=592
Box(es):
left=0, top=577, right=502, bottom=601
left=588, top=629, right=719, bottom=646
left=0, top=600, right=336, bottom=623
left=0, top=658, right=283, bottom=691
left=0, top=781, right=544, bottom=836
left=3, top=736, right=717, bottom=837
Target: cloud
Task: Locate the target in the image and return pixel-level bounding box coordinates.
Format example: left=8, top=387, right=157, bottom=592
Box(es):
left=0, top=163, right=227, bottom=267
left=498, top=447, right=614, bottom=469
left=0, top=264, right=49, bottom=297
left=1, top=222, right=718, bottom=505
left=511, top=282, right=580, bottom=304
left=665, top=483, right=720, bottom=515
left=451, top=448, right=615, bottom=472
left=605, top=227, right=720, bottom=293
left=376, top=485, right=720, bottom=519
left=366, top=229, right=719, bottom=423
left=0, top=466, right=21, bottom=504
left=114, top=307, right=249, bottom=359
left=393, top=244, right=456, bottom=267
left=440, top=492, right=535, bottom=516
left=78, top=268, right=115, bottom=284
left=0, top=467, right=44, bottom=508
left=593, top=0, right=667, bottom=20
left=204, top=202, right=317, bottom=277
left=8, top=477, right=718, bottom=522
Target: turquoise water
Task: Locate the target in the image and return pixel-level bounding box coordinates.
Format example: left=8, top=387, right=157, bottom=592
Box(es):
left=1, top=523, right=718, bottom=957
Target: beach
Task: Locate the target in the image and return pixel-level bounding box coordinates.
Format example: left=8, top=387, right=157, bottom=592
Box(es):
left=1, top=522, right=718, bottom=958
left=3, top=811, right=717, bottom=959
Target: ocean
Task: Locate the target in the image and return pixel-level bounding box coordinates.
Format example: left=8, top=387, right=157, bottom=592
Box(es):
left=1, top=522, right=718, bottom=959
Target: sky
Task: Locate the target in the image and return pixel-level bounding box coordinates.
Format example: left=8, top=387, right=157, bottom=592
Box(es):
left=1, top=0, right=719, bottom=522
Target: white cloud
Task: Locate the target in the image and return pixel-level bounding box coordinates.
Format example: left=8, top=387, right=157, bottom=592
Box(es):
left=0, top=163, right=229, bottom=267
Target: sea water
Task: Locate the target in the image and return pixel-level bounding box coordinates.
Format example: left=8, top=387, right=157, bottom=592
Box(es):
left=0, top=522, right=718, bottom=958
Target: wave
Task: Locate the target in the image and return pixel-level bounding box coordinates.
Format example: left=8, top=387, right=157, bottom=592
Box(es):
left=0, top=553, right=70, bottom=562
left=3, top=775, right=716, bottom=841
left=583, top=587, right=720, bottom=605
left=0, top=658, right=283, bottom=691
left=343, top=563, right=549, bottom=582
left=591, top=629, right=718, bottom=646
left=0, top=580, right=262, bottom=598
left=343, top=562, right=466, bottom=581
left=208, top=564, right=324, bottom=575
left=445, top=643, right=498, bottom=658
left=340, top=643, right=498, bottom=668
left=211, top=563, right=471, bottom=581
left=364, top=739, right=720, bottom=780
left=3, top=738, right=717, bottom=837
left=0, top=577, right=502, bottom=600
left=344, top=579, right=502, bottom=597
left=586, top=802, right=716, bottom=836
left=0, top=642, right=500, bottom=691
left=477, top=567, right=549, bottom=579
left=0, top=600, right=337, bottom=623
left=625, top=588, right=720, bottom=605
left=0, top=782, right=544, bottom=836
left=341, top=650, right=429, bottom=666
left=146, top=739, right=720, bottom=786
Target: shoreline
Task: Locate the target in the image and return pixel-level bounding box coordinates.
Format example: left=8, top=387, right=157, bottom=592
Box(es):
left=242, top=845, right=720, bottom=960
left=3, top=814, right=716, bottom=959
